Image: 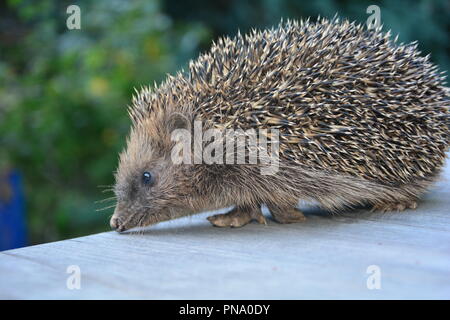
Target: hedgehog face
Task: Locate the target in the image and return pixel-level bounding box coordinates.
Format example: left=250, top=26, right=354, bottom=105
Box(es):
left=110, top=124, right=188, bottom=232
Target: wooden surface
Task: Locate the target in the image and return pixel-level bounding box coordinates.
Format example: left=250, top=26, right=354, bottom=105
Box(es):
left=1, top=160, right=449, bottom=299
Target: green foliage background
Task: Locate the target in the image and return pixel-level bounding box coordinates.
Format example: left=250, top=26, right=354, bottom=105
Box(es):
left=1, top=0, right=449, bottom=245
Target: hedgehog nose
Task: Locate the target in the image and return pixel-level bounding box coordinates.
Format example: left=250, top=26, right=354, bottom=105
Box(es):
left=110, top=207, right=125, bottom=232
left=110, top=216, right=120, bottom=230
left=110, top=217, right=126, bottom=233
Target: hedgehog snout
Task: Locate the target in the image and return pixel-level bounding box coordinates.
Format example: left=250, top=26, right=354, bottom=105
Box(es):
left=110, top=215, right=122, bottom=232
left=110, top=203, right=129, bottom=232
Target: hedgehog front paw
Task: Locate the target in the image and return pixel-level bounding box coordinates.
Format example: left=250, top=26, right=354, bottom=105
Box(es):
left=207, top=207, right=267, bottom=228
left=371, top=200, right=418, bottom=213
left=269, top=206, right=307, bottom=224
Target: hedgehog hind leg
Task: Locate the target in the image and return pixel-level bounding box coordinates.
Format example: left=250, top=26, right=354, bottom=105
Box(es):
left=369, top=179, right=433, bottom=213
left=268, top=205, right=307, bottom=224
left=371, top=199, right=418, bottom=213
left=207, top=205, right=267, bottom=228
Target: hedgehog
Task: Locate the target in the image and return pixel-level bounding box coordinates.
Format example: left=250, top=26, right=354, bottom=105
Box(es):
left=110, top=17, right=449, bottom=232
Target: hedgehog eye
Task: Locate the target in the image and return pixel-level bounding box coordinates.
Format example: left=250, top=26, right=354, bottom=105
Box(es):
left=142, top=171, right=153, bottom=186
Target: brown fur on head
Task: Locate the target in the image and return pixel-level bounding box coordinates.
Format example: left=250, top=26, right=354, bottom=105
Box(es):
left=111, top=80, right=197, bottom=232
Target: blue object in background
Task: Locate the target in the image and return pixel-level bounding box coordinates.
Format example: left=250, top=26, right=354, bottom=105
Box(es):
left=0, top=170, right=27, bottom=251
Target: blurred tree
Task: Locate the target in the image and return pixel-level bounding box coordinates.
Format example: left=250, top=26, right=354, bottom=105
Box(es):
left=164, top=0, right=450, bottom=72
left=0, top=0, right=210, bottom=244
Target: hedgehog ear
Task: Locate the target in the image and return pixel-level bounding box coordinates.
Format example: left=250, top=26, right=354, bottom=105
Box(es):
left=167, top=112, right=190, bottom=132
